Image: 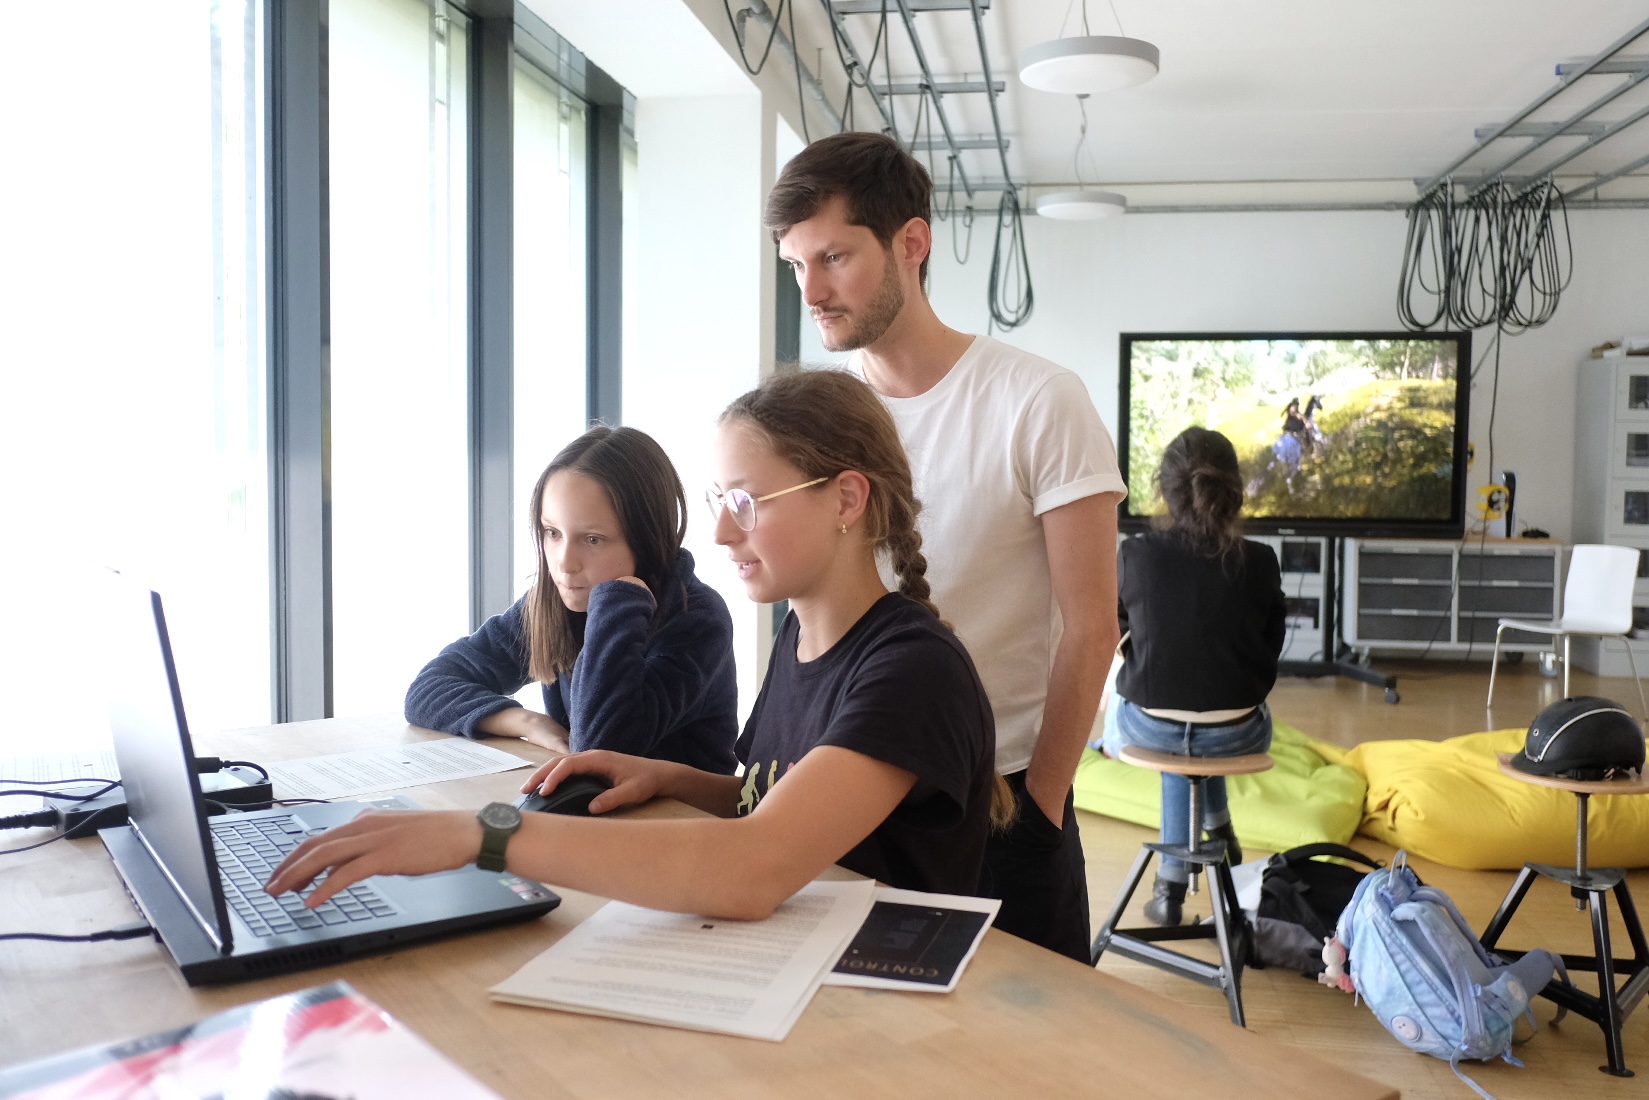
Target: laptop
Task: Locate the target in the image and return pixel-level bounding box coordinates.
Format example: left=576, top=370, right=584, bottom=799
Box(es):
left=99, top=575, right=560, bottom=985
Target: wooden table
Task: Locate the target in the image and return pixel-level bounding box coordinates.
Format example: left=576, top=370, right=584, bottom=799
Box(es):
left=0, top=716, right=1399, bottom=1099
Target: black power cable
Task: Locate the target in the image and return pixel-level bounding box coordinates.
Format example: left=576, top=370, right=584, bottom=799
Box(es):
left=1397, top=176, right=1573, bottom=335
left=0, top=922, right=154, bottom=943
left=786, top=0, right=810, bottom=143
left=988, top=188, right=1034, bottom=330
left=723, top=0, right=788, bottom=75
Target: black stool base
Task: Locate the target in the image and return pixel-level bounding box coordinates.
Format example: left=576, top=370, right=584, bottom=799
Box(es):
left=1481, top=862, right=1648, bottom=1077
left=1091, top=841, right=1251, bottom=1027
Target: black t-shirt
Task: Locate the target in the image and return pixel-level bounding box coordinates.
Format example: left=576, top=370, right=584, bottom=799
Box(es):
left=1115, top=531, right=1287, bottom=711
left=734, top=593, right=995, bottom=896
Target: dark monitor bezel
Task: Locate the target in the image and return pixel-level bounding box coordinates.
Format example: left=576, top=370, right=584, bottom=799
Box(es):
left=1117, top=330, right=1473, bottom=539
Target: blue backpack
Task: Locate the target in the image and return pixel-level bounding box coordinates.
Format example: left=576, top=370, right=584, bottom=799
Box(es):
left=1337, top=852, right=1568, bottom=1099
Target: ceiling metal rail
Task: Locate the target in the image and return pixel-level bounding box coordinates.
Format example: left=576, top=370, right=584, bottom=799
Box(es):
left=744, top=2, right=846, bottom=132
left=890, top=0, right=977, bottom=198
left=964, top=0, right=1015, bottom=195
left=1415, top=14, right=1649, bottom=197
left=818, top=0, right=1017, bottom=204
left=817, top=0, right=898, bottom=134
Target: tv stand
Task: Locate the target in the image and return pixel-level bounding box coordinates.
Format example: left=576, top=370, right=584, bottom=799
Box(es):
left=1278, top=535, right=1400, bottom=703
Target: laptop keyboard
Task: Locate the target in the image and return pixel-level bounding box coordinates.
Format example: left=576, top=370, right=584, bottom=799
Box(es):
left=212, top=816, right=396, bottom=939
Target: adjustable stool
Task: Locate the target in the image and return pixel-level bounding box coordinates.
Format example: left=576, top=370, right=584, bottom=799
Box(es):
left=1478, top=753, right=1649, bottom=1077
left=1090, top=746, right=1273, bottom=1026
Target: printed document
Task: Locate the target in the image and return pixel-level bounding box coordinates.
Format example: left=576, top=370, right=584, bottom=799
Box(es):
left=0, top=748, right=120, bottom=784
left=490, top=878, right=877, bottom=1041
left=268, top=739, right=531, bottom=800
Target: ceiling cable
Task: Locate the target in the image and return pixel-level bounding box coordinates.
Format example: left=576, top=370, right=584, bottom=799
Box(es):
left=1397, top=177, right=1572, bottom=334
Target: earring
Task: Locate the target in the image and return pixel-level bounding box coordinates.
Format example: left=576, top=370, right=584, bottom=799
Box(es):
left=839, top=523, right=848, bottom=535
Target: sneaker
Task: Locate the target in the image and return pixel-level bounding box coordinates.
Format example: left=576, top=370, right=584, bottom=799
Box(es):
left=1143, top=875, right=1186, bottom=926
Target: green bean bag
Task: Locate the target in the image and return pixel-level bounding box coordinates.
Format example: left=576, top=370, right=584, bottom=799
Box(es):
left=1072, top=719, right=1368, bottom=852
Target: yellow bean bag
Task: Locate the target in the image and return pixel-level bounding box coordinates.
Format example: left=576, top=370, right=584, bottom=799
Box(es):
left=1346, top=728, right=1649, bottom=870
left=1072, top=720, right=1367, bottom=852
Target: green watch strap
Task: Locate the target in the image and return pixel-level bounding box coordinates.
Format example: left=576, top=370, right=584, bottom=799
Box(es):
left=476, top=802, right=522, bottom=873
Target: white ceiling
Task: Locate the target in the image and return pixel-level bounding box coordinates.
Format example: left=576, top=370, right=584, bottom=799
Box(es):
left=527, top=0, right=1649, bottom=203
left=842, top=0, right=1649, bottom=199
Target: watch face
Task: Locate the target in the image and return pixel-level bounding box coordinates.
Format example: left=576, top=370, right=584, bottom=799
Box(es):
left=478, top=802, right=521, bottom=830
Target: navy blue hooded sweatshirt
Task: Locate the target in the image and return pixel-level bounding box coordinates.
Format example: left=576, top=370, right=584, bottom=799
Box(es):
left=404, top=549, right=738, bottom=773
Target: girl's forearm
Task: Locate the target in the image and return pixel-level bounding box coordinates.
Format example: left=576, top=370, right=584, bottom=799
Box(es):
left=507, top=813, right=805, bottom=920
left=654, top=765, right=744, bottom=817
left=475, top=707, right=570, bottom=751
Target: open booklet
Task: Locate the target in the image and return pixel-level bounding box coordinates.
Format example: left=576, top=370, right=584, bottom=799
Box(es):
left=491, top=878, right=878, bottom=1041
left=0, top=981, right=500, bottom=1100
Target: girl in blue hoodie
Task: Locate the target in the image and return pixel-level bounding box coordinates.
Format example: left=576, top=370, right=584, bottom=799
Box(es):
left=404, top=425, right=738, bottom=774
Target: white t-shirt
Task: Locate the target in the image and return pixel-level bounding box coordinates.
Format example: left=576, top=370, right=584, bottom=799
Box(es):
left=854, top=336, right=1126, bottom=773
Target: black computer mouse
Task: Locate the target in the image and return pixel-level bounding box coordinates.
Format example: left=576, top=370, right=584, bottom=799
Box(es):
left=513, top=774, right=613, bottom=817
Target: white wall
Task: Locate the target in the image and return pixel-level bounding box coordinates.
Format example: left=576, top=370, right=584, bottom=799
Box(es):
left=624, top=93, right=770, bottom=715
left=924, top=208, right=1649, bottom=542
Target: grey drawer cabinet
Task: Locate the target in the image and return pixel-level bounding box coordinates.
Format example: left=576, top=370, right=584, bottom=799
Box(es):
left=1344, top=539, right=1561, bottom=655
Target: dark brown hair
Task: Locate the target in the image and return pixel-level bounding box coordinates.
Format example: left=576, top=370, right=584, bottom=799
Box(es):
left=721, top=370, right=1016, bottom=829
left=1156, top=427, right=1246, bottom=558
left=764, top=132, right=934, bottom=284
left=523, top=426, right=688, bottom=682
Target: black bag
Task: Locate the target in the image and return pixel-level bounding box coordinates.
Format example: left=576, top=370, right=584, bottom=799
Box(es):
left=1251, top=842, right=1385, bottom=976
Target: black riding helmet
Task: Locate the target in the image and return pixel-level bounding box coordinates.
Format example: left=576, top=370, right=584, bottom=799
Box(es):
left=1509, top=696, right=1646, bottom=782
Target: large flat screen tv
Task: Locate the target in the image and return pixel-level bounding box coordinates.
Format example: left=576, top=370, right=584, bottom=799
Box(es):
left=1118, top=331, right=1472, bottom=538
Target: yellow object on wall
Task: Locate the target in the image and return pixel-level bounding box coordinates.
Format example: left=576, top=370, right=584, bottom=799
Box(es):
left=1347, top=728, right=1649, bottom=870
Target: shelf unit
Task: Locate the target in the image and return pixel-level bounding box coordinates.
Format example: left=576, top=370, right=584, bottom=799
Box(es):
left=1344, top=539, right=1561, bottom=657
left=1250, top=536, right=1328, bottom=662
left=1571, top=356, right=1649, bottom=677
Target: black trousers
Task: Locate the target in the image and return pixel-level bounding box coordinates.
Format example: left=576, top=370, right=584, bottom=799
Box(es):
left=980, top=769, right=1091, bottom=964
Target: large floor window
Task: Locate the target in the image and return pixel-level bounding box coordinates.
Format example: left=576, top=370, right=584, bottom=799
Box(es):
left=328, top=0, right=470, bottom=715
left=0, top=1, right=270, bottom=753
left=512, top=56, right=590, bottom=598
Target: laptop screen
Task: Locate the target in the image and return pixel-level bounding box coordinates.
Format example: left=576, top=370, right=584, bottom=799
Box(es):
left=106, top=574, right=232, bottom=950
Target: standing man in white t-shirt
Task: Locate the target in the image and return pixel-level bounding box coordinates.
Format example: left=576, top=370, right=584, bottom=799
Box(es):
left=765, top=132, right=1125, bottom=962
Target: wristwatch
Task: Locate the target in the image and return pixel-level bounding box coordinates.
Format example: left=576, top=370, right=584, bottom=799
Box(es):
left=475, top=802, right=523, bottom=872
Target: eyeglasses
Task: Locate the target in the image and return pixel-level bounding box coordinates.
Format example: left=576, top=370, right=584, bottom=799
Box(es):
left=704, top=477, right=829, bottom=532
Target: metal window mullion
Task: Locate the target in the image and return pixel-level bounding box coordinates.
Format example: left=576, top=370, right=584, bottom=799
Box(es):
left=267, top=0, right=331, bottom=721
left=586, top=61, right=623, bottom=427
left=468, top=14, right=515, bottom=628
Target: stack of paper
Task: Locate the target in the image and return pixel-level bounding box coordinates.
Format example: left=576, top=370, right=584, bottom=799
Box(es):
left=491, top=878, right=877, bottom=1041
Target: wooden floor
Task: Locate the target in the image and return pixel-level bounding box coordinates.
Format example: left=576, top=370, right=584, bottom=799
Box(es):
left=1078, top=658, right=1649, bottom=1100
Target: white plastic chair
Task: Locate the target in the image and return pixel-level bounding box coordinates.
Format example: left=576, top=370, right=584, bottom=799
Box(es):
left=1487, top=544, right=1647, bottom=716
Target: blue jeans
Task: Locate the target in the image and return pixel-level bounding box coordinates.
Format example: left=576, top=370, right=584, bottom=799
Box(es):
left=1099, top=695, right=1273, bottom=883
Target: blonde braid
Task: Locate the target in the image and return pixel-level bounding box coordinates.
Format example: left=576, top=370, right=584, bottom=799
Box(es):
left=882, top=474, right=943, bottom=622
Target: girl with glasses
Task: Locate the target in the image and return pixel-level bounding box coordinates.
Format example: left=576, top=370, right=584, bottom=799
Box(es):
left=404, top=425, right=738, bottom=774
left=271, top=371, right=1005, bottom=919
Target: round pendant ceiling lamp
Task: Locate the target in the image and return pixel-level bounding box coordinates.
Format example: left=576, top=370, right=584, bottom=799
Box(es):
left=1035, top=190, right=1127, bottom=220
left=1018, top=36, right=1159, bottom=95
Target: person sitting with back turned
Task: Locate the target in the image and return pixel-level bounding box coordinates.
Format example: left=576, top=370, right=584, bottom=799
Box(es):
left=1099, top=427, right=1287, bottom=926
left=404, top=425, right=738, bottom=774
left=766, top=131, right=1125, bottom=962
left=269, top=370, right=1002, bottom=916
